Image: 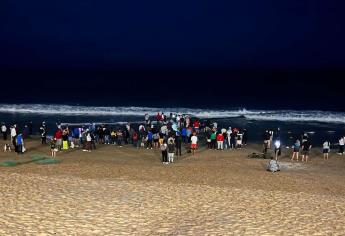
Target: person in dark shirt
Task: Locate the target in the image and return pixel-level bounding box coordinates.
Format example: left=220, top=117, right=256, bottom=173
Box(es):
left=301, top=139, right=312, bottom=163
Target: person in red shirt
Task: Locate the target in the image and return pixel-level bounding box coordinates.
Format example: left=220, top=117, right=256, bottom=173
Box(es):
left=156, top=112, right=162, bottom=122
left=193, top=120, right=200, bottom=134
left=54, top=129, right=63, bottom=150
left=216, top=132, right=224, bottom=150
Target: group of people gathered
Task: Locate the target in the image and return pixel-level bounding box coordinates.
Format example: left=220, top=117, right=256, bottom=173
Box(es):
left=2, top=113, right=345, bottom=166
left=262, top=129, right=345, bottom=164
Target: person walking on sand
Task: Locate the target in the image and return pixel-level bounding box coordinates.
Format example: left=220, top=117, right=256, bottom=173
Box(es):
left=191, top=132, right=198, bottom=156
left=322, top=140, right=330, bottom=160
left=338, top=136, right=344, bottom=155
left=301, top=139, right=312, bottom=163
left=291, top=139, right=301, bottom=161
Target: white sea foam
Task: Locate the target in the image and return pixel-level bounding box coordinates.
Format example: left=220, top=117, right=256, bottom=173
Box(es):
left=0, top=104, right=344, bottom=124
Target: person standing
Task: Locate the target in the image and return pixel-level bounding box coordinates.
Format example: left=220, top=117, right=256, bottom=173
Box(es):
left=216, top=132, right=224, bottom=150
left=10, top=125, right=17, bottom=148
left=210, top=130, right=217, bottom=150
left=39, top=123, right=47, bottom=144
left=50, top=139, right=57, bottom=158
left=167, top=137, right=175, bottom=163
left=84, top=132, right=92, bottom=152
left=160, top=141, right=168, bottom=164
left=274, top=139, right=281, bottom=161
left=191, top=132, right=198, bottom=156
left=16, top=133, right=24, bottom=154
left=1, top=123, right=7, bottom=140
left=291, top=139, right=301, bottom=161
left=175, top=132, right=182, bottom=156
left=147, top=130, right=153, bottom=149
left=301, top=139, right=312, bottom=163
left=322, top=140, right=330, bottom=160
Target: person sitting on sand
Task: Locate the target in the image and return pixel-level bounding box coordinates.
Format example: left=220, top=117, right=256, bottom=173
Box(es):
left=191, top=132, right=198, bottom=156
left=291, top=139, right=301, bottom=161
left=322, top=140, right=330, bottom=160
left=267, top=156, right=280, bottom=172
left=301, top=139, right=312, bottom=163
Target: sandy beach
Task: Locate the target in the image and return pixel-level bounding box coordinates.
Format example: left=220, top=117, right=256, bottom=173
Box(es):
left=1, top=139, right=345, bottom=235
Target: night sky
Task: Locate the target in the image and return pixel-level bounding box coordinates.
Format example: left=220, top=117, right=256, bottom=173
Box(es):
left=1, top=0, right=344, bottom=110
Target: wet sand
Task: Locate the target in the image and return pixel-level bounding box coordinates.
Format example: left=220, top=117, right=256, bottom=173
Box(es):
left=1, top=139, right=345, bottom=235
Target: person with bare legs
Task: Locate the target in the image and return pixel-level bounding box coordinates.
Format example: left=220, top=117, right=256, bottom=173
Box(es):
left=323, top=140, right=330, bottom=160
left=301, top=139, right=312, bottom=163
left=191, top=132, right=198, bottom=156
left=291, top=139, right=300, bottom=161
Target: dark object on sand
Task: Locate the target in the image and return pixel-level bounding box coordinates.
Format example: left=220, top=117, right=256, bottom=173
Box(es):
left=248, top=152, right=265, bottom=159
left=248, top=150, right=274, bottom=159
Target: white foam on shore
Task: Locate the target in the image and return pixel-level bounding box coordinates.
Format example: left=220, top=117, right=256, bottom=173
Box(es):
left=0, top=104, right=344, bottom=124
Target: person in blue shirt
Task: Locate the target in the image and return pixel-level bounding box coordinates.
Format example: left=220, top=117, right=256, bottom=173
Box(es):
left=147, top=130, right=153, bottom=149
left=16, top=133, right=24, bottom=154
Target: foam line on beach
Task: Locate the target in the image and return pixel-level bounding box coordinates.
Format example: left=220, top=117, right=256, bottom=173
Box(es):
left=0, top=104, right=345, bottom=124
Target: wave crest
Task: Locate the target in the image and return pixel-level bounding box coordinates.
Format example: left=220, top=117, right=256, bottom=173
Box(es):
left=0, top=104, right=344, bottom=124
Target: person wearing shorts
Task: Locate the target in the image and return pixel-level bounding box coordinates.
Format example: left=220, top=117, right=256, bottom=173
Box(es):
left=191, top=133, right=198, bottom=156
left=323, top=140, right=330, bottom=160
left=291, top=139, right=300, bottom=161
left=301, top=139, right=312, bottom=163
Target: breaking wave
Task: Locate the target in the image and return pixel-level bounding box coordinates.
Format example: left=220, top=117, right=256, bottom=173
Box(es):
left=0, top=104, right=344, bottom=124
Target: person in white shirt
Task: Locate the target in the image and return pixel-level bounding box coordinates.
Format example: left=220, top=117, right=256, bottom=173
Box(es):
left=10, top=125, right=17, bottom=147
left=190, top=133, right=198, bottom=156
left=323, top=140, right=330, bottom=160
left=1, top=123, right=7, bottom=140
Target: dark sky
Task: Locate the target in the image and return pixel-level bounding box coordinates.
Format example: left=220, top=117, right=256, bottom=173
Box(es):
left=1, top=0, right=345, bottom=110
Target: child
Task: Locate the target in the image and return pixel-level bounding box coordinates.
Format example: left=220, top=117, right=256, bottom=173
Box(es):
left=51, top=139, right=57, bottom=158
left=191, top=133, right=198, bottom=156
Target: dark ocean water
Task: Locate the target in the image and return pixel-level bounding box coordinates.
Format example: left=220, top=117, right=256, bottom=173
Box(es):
left=1, top=104, right=345, bottom=147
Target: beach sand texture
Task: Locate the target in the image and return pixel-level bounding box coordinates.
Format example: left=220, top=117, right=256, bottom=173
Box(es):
left=1, top=139, right=345, bottom=235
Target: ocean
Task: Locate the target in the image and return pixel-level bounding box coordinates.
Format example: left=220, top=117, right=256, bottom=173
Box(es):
left=0, top=104, right=344, bottom=147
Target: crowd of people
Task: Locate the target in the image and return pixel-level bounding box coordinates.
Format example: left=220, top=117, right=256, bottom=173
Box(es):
left=1, top=114, right=345, bottom=167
